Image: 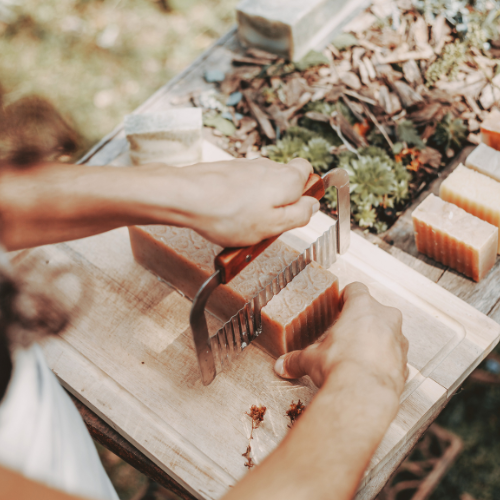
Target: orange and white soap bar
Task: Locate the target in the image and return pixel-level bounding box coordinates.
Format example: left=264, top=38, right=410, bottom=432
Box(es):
left=412, top=194, right=497, bottom=281
left=465, top=143, right=500, bottom=182
left=481, top=109, right=500, bottom=151
left=440, top=164, right=500, bottom=253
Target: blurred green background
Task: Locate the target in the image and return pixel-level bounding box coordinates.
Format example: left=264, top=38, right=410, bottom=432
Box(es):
left=0, top=0, right=238, bottom=153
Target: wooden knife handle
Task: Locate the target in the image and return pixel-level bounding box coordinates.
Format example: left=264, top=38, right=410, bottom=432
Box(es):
left=215, top=173, right=325, bottom=284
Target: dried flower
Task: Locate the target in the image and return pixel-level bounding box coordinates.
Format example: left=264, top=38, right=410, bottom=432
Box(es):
left=242, top=445, right=254, bottom=469
left=286, top=400, right=306, bottom=426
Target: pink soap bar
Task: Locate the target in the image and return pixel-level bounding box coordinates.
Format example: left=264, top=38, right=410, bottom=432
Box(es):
left=412, top=194, right=497, bottom=282
left=481, top=109, right=500, bottom=151
left=129, top=225, right=340, bottom=357
left=440, top=164, right=500, bottom=253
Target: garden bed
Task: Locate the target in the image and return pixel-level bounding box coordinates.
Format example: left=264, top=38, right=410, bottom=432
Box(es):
left=200, top=0, right=500, bottom=234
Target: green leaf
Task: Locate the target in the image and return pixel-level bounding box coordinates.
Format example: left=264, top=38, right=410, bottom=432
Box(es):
left=396, top=120, right=425, bottom=149
left=331, top=33, right=358, bottom=50
left=266, top=136, right=305, bottom=164
left=295, top=50, right=330, bottom=71
left=299, top=137, right=333, bottom=172
left=431, top=113, right=467, bottom=151
left=392, top=142, right=405, bottom=155
left=203, top=113, right=236, bottom=136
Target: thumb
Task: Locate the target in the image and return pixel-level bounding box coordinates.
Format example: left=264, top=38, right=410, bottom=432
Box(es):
left=272, top=196, right=320, bottom=234
left=274, top=350, right=307, bottom=379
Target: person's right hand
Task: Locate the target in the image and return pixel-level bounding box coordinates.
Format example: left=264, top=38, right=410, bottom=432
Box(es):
left=274, top=282, right=409, bottom=398
left=136, top=157, right=319, bottom=248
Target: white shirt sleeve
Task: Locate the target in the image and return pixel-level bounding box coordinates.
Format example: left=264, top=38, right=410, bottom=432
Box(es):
left=0, top=343, right=119, bottom=500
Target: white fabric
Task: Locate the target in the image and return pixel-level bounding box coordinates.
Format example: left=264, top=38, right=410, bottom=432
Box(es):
left=0, top=343, right=119, bottom=500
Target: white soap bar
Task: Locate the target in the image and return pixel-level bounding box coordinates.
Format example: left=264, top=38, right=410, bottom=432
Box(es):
left=412, top=194, right=497, bottom=282
left=236, top=0, right=350, bottom=61
left=124, top=108, right=203, bottom=167
left=440, top=164, right=500, bottom=253
left=465, top=143, right=500, bottom=183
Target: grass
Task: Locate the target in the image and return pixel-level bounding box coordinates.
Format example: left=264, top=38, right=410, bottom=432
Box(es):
left=0, top=0, right=239, bottom=152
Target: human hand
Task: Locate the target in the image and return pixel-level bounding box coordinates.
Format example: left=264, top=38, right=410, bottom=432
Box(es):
left=138, top=157, right=319, bottom=247
left=274, top=282, right=409, bottom=397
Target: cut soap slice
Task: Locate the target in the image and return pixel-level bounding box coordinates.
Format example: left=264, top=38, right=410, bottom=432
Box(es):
left=465, top=143, right=500, bottom=182
left=124, top=108, right=202, bottom=167
left=129, top=225, right=339, bottom=357
left=440, top=164, right=500, bottom=253
left=480, top=109, right=500, bottom=151
left=412, top=194, right=497, bottom=282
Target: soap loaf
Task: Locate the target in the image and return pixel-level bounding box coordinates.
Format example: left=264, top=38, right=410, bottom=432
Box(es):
left=440, top=164, right=500, bottom=253
left=236, top=0, right=349, bottom=61
left=465, top=143, right=500, bottom=183
left=129, top=225, right=339, bottom=357
left=412, top=194, right=497, bottom=281
left=124, top=108, right=203, bottom=167
left=480, top=109, right=500, bottom=151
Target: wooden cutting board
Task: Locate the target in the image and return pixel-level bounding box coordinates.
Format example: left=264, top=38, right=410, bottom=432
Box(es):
left=11, top=142, right=500, bottom=500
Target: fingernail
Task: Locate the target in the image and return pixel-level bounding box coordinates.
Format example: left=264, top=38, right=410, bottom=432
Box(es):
left=312, top=201, right=320, bottom=214
left=274, top=356, right=285, bottom=377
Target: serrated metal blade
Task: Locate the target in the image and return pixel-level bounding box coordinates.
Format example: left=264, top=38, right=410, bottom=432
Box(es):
left=209, top=223, right=337, bottom=373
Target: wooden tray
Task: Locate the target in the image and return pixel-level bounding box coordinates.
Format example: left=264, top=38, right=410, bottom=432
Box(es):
left=11, top=142, right=500, bottom=500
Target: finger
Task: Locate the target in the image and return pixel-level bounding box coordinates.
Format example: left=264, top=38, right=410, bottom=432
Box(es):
left=272, top=159, right=314, bottom=206
left=287, top=158, right=313, bottom=184
left=269, top=196, right=320, bottom=234
left=274, top=349, right=312, bottom=379
left=339, top=282, right=370, bottom=310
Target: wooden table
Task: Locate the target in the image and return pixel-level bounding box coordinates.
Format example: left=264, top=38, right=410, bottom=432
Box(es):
left=12, top=27, right=500, bottom=500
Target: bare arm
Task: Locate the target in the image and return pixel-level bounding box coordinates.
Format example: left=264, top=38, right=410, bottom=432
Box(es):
left=223, top=283, right=409, bottom=500
left=0, top=158, right=318, bottom=251
left=0, top=465, right=88, bottom=500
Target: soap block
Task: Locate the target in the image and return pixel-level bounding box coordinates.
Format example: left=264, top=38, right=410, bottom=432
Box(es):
left=412, top=194, right=497, bottom=281
left=236, top=0, right=348, bottom=61
left=129, top=225, right=340, bottom=357
left=440, top=164, right=500, bottom=253
left=465, top=143, right=500, bottom=182
left=480, top=109, right=500, bottom=151
left=124, top=108, right=203, bottom=167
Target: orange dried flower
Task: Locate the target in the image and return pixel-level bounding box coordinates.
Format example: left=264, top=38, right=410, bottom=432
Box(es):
left=286, top=400, right=306, bottom=426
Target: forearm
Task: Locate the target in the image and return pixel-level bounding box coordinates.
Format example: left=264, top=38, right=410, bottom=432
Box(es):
left=0, top=162, right=191, bottom=250
left=223, top=361, right=399, bottom=500
left=0, top=465, right=89, bottom=500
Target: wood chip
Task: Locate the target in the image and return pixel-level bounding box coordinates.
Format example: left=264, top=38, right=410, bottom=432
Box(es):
left=390, top=80, right=424, bottom=108
left=237, top=130, right=260, bottom=154
left=467, top=133, right=481, bottom=145
left=410, top=16, right=429, bottom=51
left=235, top=116, right=258, bottom=138
left=243, top=90, right=276, bottom=140
left=358, top=60, right=371, bottom=86
left=284, top=92, right=312, bottom=120
left=407, top=102, right=443, bottom=125
left=284, top=77, right=310, bottom=107
left=332, top=113, right=368, bottom=148
left=343, top=89, right=377, bottom=105
left=352, top=47, right=366, bottom=70
left=246, top=47, right=279, bottom=61
left=362, top=57, right=377, bottom=80
left=339, top=72, right=362, bottom=90
left=468, top=119, right=480, bottom=132
left=417, top=147, right=442, bottom=169
left=232, top=54, right=273, bottom=66
left=402, top=59, right=423, bottom=86
left=267, top=103, right=290, bottom=131
left=375, top=46, right=434, bottom=65
left=305, top=111, right=330, bottom=122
